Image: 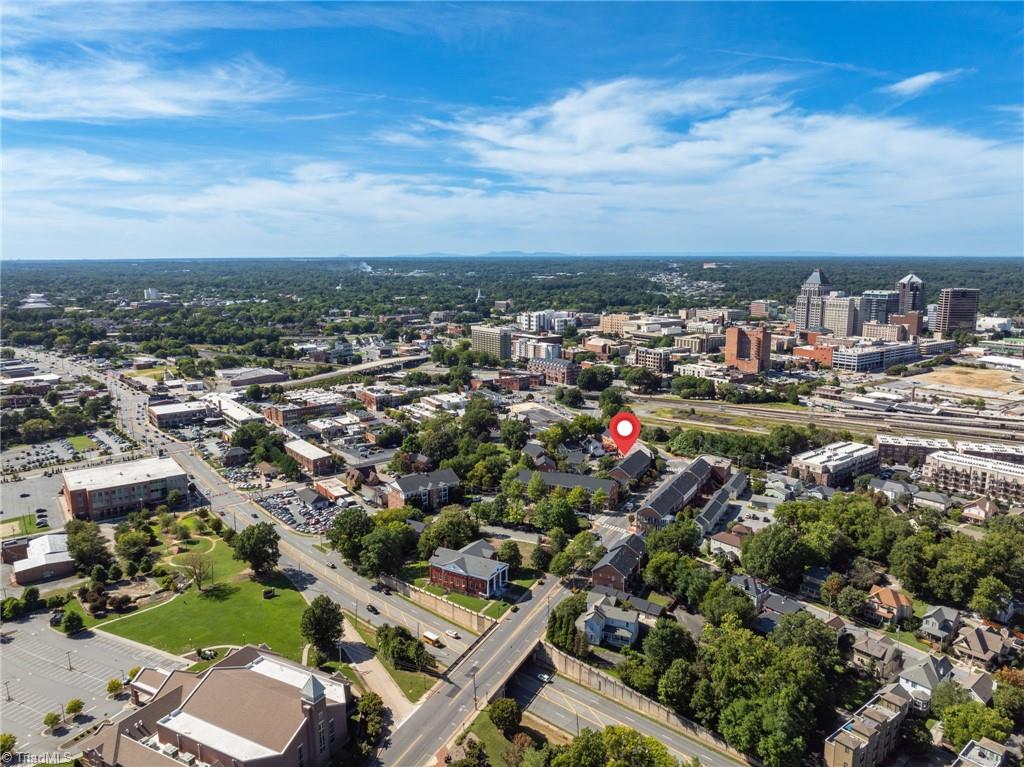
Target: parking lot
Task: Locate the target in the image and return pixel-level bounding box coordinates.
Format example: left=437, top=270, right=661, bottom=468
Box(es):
left=0, top=612, right=187, bottom=753
left=0, top=474, right=67, bottom=532
left=1, top=428, right=135, bottom=476
left=257, top=488, right=346, bottom=534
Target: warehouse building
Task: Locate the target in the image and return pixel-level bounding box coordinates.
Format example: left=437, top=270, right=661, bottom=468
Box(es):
left=64, top=457, right=189, bottom=520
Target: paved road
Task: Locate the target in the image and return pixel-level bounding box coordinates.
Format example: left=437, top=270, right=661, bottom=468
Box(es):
left=510, top=663, right=745, bottom=767
left=373, top=577, right=568, bottom=767
left=280, top=355, right=429, bottom=388
left=1, top=612, right=187, bottom=753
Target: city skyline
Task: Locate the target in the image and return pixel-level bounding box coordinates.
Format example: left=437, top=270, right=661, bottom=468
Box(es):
left=2, top=1, right=1022, bottom=260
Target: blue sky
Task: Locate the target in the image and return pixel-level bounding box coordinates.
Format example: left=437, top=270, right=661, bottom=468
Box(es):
left=2, top=1, right=1022, bottom=259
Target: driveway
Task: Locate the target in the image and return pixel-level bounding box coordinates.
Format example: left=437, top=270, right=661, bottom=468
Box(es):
left=0, top=612, right=187, bottom=754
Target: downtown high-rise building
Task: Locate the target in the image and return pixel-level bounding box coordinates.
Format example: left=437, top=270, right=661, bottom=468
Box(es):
left=822, top=295, right=862, bottom=336
left=932, top=289, right=980, bottom=336
left=860, top=290, right=900, bottom=325
left=470, top=325, right=513, bottom=359
left=896, top=274, right=925, bottom=314
left=793, top=269, right=831, bottom=330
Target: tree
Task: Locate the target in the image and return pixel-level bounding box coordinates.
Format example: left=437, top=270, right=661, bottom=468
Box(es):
left=43, top=712, right=61, bottom=733
left=301, top=595, right=344, bottom=653
left=821, top=573, right=846, bottom=606
left=65, top=698, right=84, bottom=719
left=529, top=545, right=552, bottom=572
left=930, top=680, right=970, bottom=718
left=598, top=387, right=626, bottom=418
left=968, top=576, right=1011, bottom=620
left=173, top=522, right=191, bottom=542
left=577, top=366, right=614, bottom=391
left=643, top=618, right=696, bottom=675
left=0, top=734, right=15, bottom=760
left=551, top=728, right=606, bottom=767
left=700, top=578, right=756, bottom=627
left=601, top=725, right=676, bottom=767
left=497, top=541, right=523, bottom=571
left=770, top=612, right=840, bottom=674
left=326, top=507, right=373, bottom=564
left=232, top=522, right=280, bottom=575
left=993, top=680, right=1024, bottom=728
left=417, top=507, right=479, bottom=560
left=359, top=522, right=416, bottom=577
left=179, top=552, right=213, bottom=591
left=167, top=489, right=184, bottom=508
left=643, top=551, right=680, bottom=593
left=62, top=611, right=85, bottom=635
left=65, top=519, right=113, bottom=572
left=942, top=702, right=1012, bottom=751
left=647, top=520, right=700, bottom=557
left=527, top=472, right=547, bottom=503
left=658, top=657, right=696, bottom=715
left=673, top=558, right=714, bottom=606
left=245, top=383, right=264, bottom=401
left=501, top=419, right=529, bottom=451
left=836, top=586, right=867, bottom=618
left=546, top=592, right=587, bottom=655
left=740, top=525, right=809, bottom=590
left=489, top=697, right=522, bottom=735
left=107, top=678, right=124, bottom=696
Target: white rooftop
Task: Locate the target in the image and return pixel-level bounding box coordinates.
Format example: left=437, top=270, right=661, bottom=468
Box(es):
left=63, top=457, right=186, bottom=491
left=159, top=710, right=277, bottom=761
left=148, top=401, right=209, bottom=416
left=794, top=441, right=877, bottom=467
left=12, top=533, right=72, bottom=573
left=285, top=439, right=331, bottom=461
left=247, top=655, right=348, bottom=704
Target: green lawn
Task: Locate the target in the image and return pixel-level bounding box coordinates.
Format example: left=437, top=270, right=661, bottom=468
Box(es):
left=67, top=434, right=99, bottom=451
left=835, top=670, right=881, bottom=711
left=345, top=611, right=434, bottom=702
left=102, top=540, right=308, bottom=661
left=187, top=647, right=229, bottom=672
left=891, top=629, right=930, bottom=652
left=409, top=561, right=535, bottom=617
left=1, top=514, right=42, bottom=538
left=169, top=536, right=215, bottom=559
left=468, top=711, right=513, bottom=767
left=401, top=560, right=430, bottom=582
left=645, top=591, right=673, bottom=607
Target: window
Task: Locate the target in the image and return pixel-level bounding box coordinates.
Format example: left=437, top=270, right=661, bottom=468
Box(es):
left=318, top=718, right=326, bottom=752
left=298, top=745, right=304, bottom=767
left=329, top=718, right=336, bottom=742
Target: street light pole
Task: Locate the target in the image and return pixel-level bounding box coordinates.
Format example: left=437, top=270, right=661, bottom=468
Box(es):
left=66, top=651, right=72, bottom=671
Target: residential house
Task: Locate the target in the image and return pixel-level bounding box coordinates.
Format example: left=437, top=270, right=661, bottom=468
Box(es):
left=79, top=645, right=350, bottom=767
left=730, top=574, right=769, bottom=610
left=590, top=585, right=664, bottom=624
left=954, top=668, right=995, bottom=705
left=591, top=534, right=646, bottom=592
left=866, top=586, right=914, bottom=626
left=523, top=442, right=556, bottom=472
left=852, top=635, right=903, bottom=679
left=913, top=490, right=952, bottom=512
left=868, top=478, right=919, bottom=503
left=221, top=446, right=250, bottom=467
left=961, top=498, right=999, bottom=526
left=755, top=593, right=804, bottom=634
left=709, top=528, right=749, bottom=560
left=897, top=654, right=954, bottom=713
left=919, top=606, right=961, bottom=648
left=608, top=449, right=654, bottom=488
left=695, top=487, right=732, bottom=539
left=296, top=487, right=331, bottom=510
left=575, top=591, right=641, bottom=648
left=799, top=566, right=833, bottom=602
left=387, top=468, right=461, bottom=510
left=951, top=626, right=1011, bottom=670
left=428, top=540, right=509, bottom=598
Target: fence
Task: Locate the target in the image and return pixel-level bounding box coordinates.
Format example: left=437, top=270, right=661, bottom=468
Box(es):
left=380, top=575, right=496, bottom=635
left=534, top=641, right=760, bottom=766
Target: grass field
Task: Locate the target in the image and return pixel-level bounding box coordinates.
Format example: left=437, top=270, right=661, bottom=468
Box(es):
left=67, top=434, right=99, bottom=451
left=102, top=540, right=308, bottom=660
left=1, top=514, right=42, bottom=539
left=126, top=366, right=168, bottom=379
left=468, top=711, right=514, bottom=767
left=345, top=611, right=434, bottom=701
left=914, top=366, right=1024, bottom=394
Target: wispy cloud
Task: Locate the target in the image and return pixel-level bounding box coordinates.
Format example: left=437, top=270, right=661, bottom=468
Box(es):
left=882, top=69, right=964, bottom=97
left=5, top=76, right=1020, bottom=258
left=2, top=52, right=292, bottom=121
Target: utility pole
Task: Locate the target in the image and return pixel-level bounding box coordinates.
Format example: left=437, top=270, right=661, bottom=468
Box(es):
left=472, top=669, right=478, bottom=709
left=66, top=651, right=73, bottom=671
left=4, top=681, right=11, bottom=701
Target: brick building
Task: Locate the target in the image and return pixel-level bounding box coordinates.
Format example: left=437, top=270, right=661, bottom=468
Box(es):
left=284, top=440, right=334, bottom=477
left=64, top=457, right=189, bottom=520
left=724, top=326, right=771, bottom=374
left=428, top=539, right=508, bottom=597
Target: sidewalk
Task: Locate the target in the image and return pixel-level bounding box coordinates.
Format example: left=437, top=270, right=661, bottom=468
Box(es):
left=340, top=639, right=416, bottom=726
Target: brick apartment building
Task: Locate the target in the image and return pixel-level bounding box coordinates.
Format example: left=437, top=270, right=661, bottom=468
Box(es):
left=724, top=326, right=771, bottom=374
left=386, top=468, right=461, bottom=510
left=526, top=357, right=580, bottom=385
left=284, top=440, right=334, bottom=476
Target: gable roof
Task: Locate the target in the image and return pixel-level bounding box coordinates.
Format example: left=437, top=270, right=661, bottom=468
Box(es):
left=611, top=448, right=653, bottom=481
left=515, top=469, right=615, bottom=495
left=869, top=585, right=913, bottom=609
left=430, top=545, right=507, bottom=580
left=393, top=468, right=460, bottom=495
left=900, top=655, right=953, bottom=692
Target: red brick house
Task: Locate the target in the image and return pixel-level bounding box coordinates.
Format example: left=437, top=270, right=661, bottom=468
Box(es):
left=428, top=540, right=509, bottom=598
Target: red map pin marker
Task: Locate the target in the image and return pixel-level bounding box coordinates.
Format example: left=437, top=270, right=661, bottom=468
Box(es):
left=609, top=412, right=641, bottom=455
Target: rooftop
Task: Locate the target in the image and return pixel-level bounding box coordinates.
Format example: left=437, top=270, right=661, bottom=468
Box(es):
left=63, top=456, right=186, bottom=491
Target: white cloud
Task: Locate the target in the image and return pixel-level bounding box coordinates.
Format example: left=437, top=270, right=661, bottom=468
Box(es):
left=3, top=76, right=1021, bottom=258
left=2, top=52, right=291, bottom=121
left=882, top=69, right=963, bottom=97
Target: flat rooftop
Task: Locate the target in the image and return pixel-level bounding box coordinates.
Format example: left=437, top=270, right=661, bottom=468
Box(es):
left=64, top=456, right=186, bottom=491
left=285, top=439, right=331, bottom=461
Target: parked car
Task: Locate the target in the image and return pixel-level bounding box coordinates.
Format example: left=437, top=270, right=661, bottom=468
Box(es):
left=537, top=673, right=552, bottom=684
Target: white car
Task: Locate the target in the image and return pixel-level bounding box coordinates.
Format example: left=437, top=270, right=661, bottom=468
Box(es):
left=536, top=673, right=552, bottom=684
left=445, top=629, right=460, bottom=640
